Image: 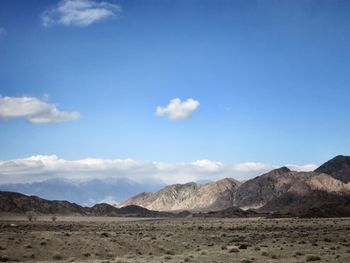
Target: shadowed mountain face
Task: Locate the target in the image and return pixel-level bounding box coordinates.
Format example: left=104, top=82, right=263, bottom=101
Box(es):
left=118, top=178, right=241, bottom=212
left=0, top=178, right=165, bottom=206
left=314, top=155, right=350, bottom=183
left=0, top=191, right=172, bottom=217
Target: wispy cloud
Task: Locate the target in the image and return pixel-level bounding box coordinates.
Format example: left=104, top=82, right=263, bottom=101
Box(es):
left=0, top=155, right=317, bottom=184
left=156, top=98, right=200, bottom=120
left=0, top=96, right=80, bottom=124
left=41, top=0, right=121, bottom=27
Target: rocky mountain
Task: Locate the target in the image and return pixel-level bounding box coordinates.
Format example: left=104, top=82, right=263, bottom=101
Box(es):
left=257, top=172, right=350, bottom=212
left=0, top=191, right=172, bottom=217
left=118, top=178, right=241, bottom=212
left=0, top=178, right=165, bottom=206
left=119, top=155, right=350, bottom=216
left=314, top=155, right=350, bottom=183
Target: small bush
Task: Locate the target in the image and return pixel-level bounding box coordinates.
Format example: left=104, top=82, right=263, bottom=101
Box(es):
left=53, top=253, right=63, bottom=260
left=228, top=246, right=239, bottom=253
left=221, top=245, right=227, bottom=250
left=293, top=251, right=303, bottom=256
left=239, top=244, right=248, bottom=249
left=306, top=255, right=321, bottom=261
left=51, top=216, right=57, bottom=222
left=0, top=255, right=9, bottom=262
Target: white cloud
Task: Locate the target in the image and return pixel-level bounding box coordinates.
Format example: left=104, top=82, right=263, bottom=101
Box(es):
left=0, top=96, right=80, bottom=124
left=0, top=155, right=318, bottom=184
left=285, top=164, right=318, bottom=172
left=192, top=160, right=223, bottom=172
left=41, top=0, right=121, bottom=27
left=156, top=98, right=200, bottom=120
left=233, top=162, right=275, bottom=172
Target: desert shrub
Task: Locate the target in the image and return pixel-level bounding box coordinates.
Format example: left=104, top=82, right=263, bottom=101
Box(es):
left=228, top=246, right=239, bottom=253
left=306, top=255, right=321, bottom=261
left=261, top=251, right=268, bottom=256
left=53, top=253, right=62, bottom=260
left=51, top=216, right=57, bottom=222
left=0, top=255, right=9, bottom=262
left=100, top=232, right=109, bottom=237
left=239, top=244, right=248, bottom=249
left=240, top=259, right=252, bottom=263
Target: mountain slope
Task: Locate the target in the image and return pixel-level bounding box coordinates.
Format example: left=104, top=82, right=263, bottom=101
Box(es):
left=314, top=155, right=350, bottom=183
left=118, top=178, right=241, bottom=212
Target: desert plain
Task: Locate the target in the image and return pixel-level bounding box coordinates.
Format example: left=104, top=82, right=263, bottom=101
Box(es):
left=0, top=217, right=350, bottom=263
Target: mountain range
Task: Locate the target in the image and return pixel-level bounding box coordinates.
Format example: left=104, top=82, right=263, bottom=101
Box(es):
left=119, top=155, right=350, bottom=216
left=1, top=155, right=349, bottom=218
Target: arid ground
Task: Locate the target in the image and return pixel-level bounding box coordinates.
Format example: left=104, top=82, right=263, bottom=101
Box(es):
left=0, top=217, right=350, bottom=262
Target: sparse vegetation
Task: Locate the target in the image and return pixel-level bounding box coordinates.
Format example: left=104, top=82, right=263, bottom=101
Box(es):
left=0, top=217, right=349, bottom=262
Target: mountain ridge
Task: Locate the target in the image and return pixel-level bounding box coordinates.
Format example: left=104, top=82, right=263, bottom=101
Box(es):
left=119, top=155, right=350, bottom=215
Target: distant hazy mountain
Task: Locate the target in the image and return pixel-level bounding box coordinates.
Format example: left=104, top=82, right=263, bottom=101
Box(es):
left=118, top=178, right=241, bottom=212
left=0, top=178, right=165, bottom=206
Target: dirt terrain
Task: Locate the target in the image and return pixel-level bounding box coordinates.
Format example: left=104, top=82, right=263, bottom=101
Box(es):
left=0, top=217, right=350, bottom=262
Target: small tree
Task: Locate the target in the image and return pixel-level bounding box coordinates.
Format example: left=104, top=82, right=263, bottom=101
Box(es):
left=26, top=212, right=35, bottom=222
left=27, top=214, right=33, bottom=222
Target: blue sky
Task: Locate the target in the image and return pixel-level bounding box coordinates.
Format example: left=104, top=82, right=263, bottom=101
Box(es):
left=0, top=0, right=349, bottom=183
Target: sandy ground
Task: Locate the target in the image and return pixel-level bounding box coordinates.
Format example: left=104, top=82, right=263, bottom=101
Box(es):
left=0, top=217, right=349, bottom=262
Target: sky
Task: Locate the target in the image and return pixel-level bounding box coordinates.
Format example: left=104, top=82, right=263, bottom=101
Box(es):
left=0, top=0, right=349, bottom=184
